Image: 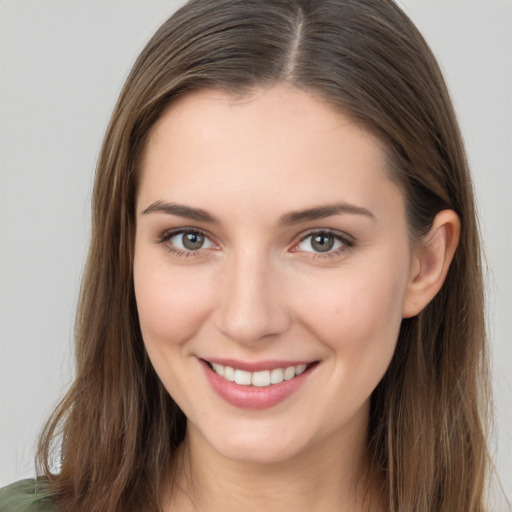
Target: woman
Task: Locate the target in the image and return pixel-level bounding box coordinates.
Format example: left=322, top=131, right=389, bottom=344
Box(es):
left=0, top=0, right=499, bottom=510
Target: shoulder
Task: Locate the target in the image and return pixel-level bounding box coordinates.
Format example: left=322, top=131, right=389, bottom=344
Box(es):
left=0, top=479, right=58, bottom=512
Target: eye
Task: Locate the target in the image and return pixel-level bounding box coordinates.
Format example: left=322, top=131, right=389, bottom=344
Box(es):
left=292, top=230, right=353, bottom=256
left=159, top=229, right=217, bottom=255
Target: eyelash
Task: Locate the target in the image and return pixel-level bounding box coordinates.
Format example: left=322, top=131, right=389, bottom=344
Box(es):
left=156, top=228, right=354, bottom=260
left=293, top=229, right=354, bottom=259
left=156, top=229, right=217, bottom=258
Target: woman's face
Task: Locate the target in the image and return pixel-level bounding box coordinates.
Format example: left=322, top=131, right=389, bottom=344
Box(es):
left=134, top=84, right=416, bottom=464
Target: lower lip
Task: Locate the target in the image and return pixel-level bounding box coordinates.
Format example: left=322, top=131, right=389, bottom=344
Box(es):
left=201, top=360, right=316, bottom=410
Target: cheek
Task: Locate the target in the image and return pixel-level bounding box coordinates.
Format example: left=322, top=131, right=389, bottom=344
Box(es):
left=294, top=260, right=408, bottom=357
left=133, top=254, right=215, bottom=346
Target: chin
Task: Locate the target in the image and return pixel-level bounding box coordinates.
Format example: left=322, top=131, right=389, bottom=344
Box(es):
left=213, top=437, right=306, bottom=465
left=190, top=417, right=322, bottom=466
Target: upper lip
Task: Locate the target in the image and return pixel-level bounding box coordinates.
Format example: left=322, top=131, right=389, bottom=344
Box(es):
left=201, top=357, right=317, bottom=372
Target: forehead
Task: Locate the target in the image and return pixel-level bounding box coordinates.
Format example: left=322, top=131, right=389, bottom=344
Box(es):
left=138, top=84, right=403, bottom=222
left=144, top=85, right=382, bottom=166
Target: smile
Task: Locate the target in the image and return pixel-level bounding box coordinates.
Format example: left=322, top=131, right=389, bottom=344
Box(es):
left=208, top=362, right=309, bottom=387
left=198, top=358, right=320, bottom=410
left=201, top=358, right=318, bottom=409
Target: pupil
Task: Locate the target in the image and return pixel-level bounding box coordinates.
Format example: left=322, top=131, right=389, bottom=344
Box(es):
left=312, top=234, right=334, bottom=252
left=183, top=232, right=204, bottom=250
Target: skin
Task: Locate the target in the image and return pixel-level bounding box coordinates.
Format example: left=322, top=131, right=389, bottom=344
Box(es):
left=133, top=83, right=459, bottom=511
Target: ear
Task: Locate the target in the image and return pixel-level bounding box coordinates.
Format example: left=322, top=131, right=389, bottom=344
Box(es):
left=402, top=209, right=460, bottom=318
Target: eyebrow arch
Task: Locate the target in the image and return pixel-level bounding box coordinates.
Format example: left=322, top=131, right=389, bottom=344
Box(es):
left=141, top=200, right=375, bottom=225
left=141, top=200, right=218, bottom=224
left=279, top=203, right=375, bottom=225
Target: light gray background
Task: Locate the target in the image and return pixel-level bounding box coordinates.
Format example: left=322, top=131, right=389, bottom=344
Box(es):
left=1, top=0, right=511, bottom=499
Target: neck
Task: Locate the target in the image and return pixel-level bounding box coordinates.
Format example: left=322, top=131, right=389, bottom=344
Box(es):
left=163, top=411, right=385, bottom=512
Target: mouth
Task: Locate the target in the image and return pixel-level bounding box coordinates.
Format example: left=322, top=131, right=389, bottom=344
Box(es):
left=200, top=358, right=319, bottom=409
left=203, top=360, right=318, bottom=387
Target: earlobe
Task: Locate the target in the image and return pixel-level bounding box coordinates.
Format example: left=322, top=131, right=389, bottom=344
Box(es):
left=402, top=209, right=460, bottom=318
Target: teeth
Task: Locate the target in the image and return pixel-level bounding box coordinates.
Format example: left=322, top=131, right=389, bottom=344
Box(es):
left=234, top=369, right=252, bottom=385
left=209, top=362, right=310, bottom=387
left=295, top=364, right=307, bottom=376
left=283, top=366, right=295, bottom=380
left=270, top=368, right=284, bottom=384
left=252, top=370, right=270, bottom=387
left=212, top=363, right=225, bottom=377
left=224, top=366, right=235, bottom=382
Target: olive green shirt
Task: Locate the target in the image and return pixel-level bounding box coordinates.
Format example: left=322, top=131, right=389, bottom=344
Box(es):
left=0, top=480, right=58, bottom=512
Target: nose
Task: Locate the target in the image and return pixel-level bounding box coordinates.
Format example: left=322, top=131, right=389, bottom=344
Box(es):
left=214, top=249, right=291, bottom=345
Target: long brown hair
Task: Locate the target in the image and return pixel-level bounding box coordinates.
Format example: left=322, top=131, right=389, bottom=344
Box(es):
left=37, top=1, right=490, bottom=510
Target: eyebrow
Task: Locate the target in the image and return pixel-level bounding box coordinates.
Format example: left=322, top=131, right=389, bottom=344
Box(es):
left=141, top=201, right=218, bottom=223
left=279, top=203, right=375, bottom=225
left=141, top=200, right=375, bottom=225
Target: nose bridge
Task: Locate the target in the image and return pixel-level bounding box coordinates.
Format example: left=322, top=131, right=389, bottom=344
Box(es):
left=215, top=245, right=290, bottom=344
